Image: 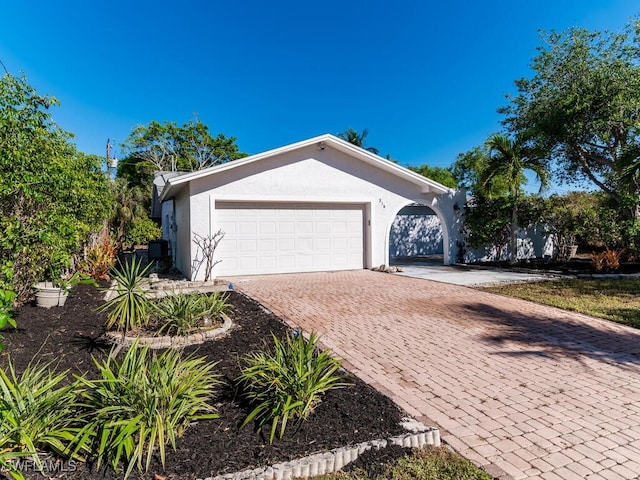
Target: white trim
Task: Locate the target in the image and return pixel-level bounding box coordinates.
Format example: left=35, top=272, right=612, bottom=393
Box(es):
left=159, top=134, right=452, bottom=202
left=212, top=195, right=373, bottom=205
left=384, top=200, right=450, bottom=266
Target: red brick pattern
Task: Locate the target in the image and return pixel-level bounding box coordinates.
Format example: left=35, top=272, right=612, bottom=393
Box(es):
left=229, top=270, right=640, bottom=480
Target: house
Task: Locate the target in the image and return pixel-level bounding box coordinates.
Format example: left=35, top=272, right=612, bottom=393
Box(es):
left=159, top=134, right=465, bottom=280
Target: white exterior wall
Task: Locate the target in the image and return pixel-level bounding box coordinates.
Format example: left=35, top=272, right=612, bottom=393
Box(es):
left=173, top=145, right=464, bottom=280
left=464, top=225, right=555, bottom=263
left=390, top=214, right=444, bottom=257
left=171, top=187, right=192, bottom=277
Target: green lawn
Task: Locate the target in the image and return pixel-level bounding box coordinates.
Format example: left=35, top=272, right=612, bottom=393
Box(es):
left=482, top=278, right=640, bottom=328
left=318, top=446, right=492, bottom=480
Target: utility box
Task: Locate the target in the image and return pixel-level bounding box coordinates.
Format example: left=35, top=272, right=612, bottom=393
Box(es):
left=148, top=239, right=169, bottom=260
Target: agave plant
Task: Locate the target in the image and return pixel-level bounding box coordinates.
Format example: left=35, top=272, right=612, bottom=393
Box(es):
left=96, top=256, right=153, bottom=336
left=75, top=342, right=220, bottom=479
left=238, top=331, right=349, bottom=443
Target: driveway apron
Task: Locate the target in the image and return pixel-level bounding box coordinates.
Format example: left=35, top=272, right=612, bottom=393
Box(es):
left=229, top=270, right=640, bottom=480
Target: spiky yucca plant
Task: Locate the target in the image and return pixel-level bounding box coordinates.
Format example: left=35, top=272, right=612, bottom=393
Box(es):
left=96, top=257, right=152, bottom=336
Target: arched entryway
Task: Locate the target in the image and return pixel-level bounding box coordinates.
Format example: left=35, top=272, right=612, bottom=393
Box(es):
left=388, top=203, right=444, bottom=265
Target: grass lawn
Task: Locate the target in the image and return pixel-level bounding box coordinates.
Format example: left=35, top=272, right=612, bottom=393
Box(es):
left=319, top=446, right=492, bottom=480
left=482, top=278, right=640, bottom=328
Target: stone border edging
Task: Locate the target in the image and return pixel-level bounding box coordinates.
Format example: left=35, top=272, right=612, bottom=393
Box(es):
left=102, top=280, right=234, bottom=349
left=199, top=428, right=440, bottom=480
left=104, top=313, right=233, bottom=349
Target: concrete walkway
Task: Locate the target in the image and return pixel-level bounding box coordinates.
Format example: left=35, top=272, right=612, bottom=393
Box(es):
left=394, top=263, right=560, bottom=286
left=229, top=270, right=640, bottom=480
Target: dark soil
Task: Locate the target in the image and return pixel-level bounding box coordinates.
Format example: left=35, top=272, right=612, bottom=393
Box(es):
left=0, top=285, right=407, bottom=480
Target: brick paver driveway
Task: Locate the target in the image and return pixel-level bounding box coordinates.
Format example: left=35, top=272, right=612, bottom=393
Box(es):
left=229, top=270, right=640, bottom=480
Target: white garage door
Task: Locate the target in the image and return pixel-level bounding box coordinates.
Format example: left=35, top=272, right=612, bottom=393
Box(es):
left=214, top=202, right=364, bottom=276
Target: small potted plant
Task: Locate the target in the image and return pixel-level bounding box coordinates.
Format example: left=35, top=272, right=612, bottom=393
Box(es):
left=35, top=272, right=97, bottom=308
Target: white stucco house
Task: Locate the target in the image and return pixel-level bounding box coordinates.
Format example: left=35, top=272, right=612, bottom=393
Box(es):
left=159, top=134, right=466, bottom=280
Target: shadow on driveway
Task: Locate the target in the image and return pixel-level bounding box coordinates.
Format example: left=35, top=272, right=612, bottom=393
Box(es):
left=450, top=300, right=640, bottom=369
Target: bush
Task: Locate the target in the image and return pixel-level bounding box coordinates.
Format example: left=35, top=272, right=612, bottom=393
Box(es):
left=126, top=216, right=161, bottom=246
left=96, top=257, right=152, bottom=336
left=238, top=331, right=348, bottom=442
left=151, top=291, right=229, bottom=336
left=0, top=289, right=16, bottom=352
left=76, top=343, right=220, bottom=478
left=77, top=228, right=117, bottom=281
left=0, top=75, right=113, bottom=302
left=0, top=360, right=88, bottom=474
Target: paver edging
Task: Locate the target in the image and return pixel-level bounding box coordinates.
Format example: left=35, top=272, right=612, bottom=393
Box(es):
left=104, top=313, right=233, bottom=349
left=198, top=428, right=440, bottom=480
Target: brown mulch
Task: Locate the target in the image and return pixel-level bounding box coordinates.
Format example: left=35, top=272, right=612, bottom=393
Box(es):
left=0, top=284, right=407, bottom=479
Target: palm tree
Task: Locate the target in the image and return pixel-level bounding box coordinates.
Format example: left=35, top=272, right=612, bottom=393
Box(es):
left=337, top=128, right=380, bottom=155
left=482, top=132, right=549, bottom=264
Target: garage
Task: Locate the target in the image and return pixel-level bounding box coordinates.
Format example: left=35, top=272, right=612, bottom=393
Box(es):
left=159, top=134, right=462, bottom=280
left=214, top=202, right=364, bottom=276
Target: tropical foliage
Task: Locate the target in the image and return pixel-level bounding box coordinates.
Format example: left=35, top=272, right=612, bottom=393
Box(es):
left=482, top=132, right=549, bottom=263
left=0, top=360, right=88, bottom=474
left=500, top=18, right=640, bottom=222
left=150, top=291, right=230, bottom=336
left=337, top=128, right=380, bottom=155
left=0, top=74, right=113, bottom=301
left=0, top=289, right=16, bottom=352
left=96, top=257, right=152, bottom=335
left=238, top=332, right=348, bottom=442
left=125, top=216, right=161, bottom=246
left=408, top=165, right=457, bottom=189
left=75, top=343, right=220, bottom=478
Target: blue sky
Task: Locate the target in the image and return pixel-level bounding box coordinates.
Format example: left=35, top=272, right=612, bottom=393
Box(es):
left=1, top=1, right=637, bottom=191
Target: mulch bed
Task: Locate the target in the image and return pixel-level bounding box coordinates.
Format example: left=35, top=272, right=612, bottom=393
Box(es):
left=0, top=284, right=408, bottom=480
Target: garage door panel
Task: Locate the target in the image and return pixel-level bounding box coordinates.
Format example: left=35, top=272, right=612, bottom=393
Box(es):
left=238, top=239, right=257, bottom=252
left=295, top=237, right=313, bottom=251
left=238, top=222, right=257, bottom=234
left=314, top=237, right=331, bottom=250
left=278, top=222, right=295, bottom=234
left=214, top=202, right=364, bottom=276
left=259, top=222, right=277, bottom=234
left=279, top=238, right=295, bottom=251
left=295, top=222, right=313, bottom=234
left=258, top=238, right=277, bottom=252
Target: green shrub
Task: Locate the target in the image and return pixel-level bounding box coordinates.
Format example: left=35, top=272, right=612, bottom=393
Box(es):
left=96, top=257, right=152, bottom=336
left=151, top=291, right=229, bottom=336
left=238, top=332, right=348, bottom=443
left=0, top=289, right=17, bottom=352
left=126, top=216, right=161, bottom=246
left=0, top=359, right=88, bottom=474
left=76, top=343, right=220, bottom=479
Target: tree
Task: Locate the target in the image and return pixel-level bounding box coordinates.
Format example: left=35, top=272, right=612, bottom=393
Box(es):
left=500, top=18, right=640, bottom=220
left=408, top=164, right=457, bottom=189
left=482, top=132, right=549, bottom=264
left=463, top=195, right=544, bottom=262
left=337, top=128, right=380, bottom=155
left=0, top=74, right=113, bottom=299
left=452, top=146, right=512, bottom=197
left=120, top=119, right=246, bottom=191
left=118, top=119, right=247, bottom=229
left=110, top=178, right=147, bottom=239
